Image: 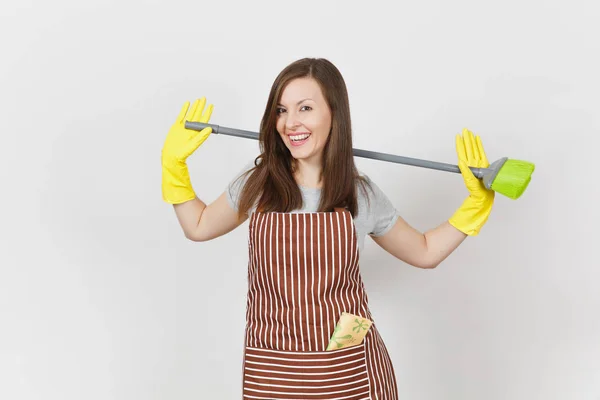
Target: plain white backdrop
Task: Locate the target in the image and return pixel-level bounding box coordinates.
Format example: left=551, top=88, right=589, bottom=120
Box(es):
left=1, top=0, right=599, bottom=399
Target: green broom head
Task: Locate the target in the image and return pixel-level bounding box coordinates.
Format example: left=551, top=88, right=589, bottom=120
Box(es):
left=489, top=158, right=535, bottom=199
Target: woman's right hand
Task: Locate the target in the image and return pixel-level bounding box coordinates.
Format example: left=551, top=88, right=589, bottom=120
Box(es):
left=161, top=97, right=214, bottom=204
left=162, top=97, right=214, bottom=162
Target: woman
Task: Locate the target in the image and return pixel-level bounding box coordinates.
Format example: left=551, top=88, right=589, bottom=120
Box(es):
left=161, top=58, right=494, bottom=399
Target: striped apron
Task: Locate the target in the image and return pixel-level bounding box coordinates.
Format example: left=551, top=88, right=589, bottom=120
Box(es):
left=242, top=208, right=398, bottom=399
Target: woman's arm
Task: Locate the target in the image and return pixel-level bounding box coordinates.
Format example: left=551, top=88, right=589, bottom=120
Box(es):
left=162, top=97, right=247, bottom=241
left=372, top=128, right=495, bottom=269
left=371, top=218, right=466, bottom=269
left=173, top=192, right=248, bottom=242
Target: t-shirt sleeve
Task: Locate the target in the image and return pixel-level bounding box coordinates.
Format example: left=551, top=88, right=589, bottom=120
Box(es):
left=226, top=160, right=256, bottom=213
left=361, top=174, right=400, bottom=237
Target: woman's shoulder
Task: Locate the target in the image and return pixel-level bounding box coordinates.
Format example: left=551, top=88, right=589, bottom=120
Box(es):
left=226, top=159, right=258, bottom=212
left=354, top=170, right=399, bottom=236
left=355, top=170, right=378, bottom=195
left=229, top=159, right=258, bottom=184
left=354, top=170, right=395, bottom=208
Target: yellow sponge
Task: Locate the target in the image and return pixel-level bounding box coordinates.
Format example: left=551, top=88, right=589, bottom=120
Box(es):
left=326, top=312, right=373, bottom=350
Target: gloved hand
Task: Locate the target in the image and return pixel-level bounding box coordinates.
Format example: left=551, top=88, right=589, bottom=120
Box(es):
left=161, top=97, right=214, bottom=204
left=448, top=128, right=495, bottom=236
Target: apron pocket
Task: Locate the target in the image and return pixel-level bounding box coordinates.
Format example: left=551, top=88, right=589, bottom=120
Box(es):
left=243, top=344, right=370, bottom=399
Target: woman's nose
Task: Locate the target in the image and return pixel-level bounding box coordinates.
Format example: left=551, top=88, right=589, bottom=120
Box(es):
left=285, top=114, right=301, bottom=130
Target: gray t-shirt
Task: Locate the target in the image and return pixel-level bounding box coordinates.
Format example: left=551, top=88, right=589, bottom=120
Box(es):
left=226, top=161, right=400, bottom=253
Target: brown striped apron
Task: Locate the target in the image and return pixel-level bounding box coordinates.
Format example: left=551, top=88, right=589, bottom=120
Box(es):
left=242, top=208, right=398, bottom=399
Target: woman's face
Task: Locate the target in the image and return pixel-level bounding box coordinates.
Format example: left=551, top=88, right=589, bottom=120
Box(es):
left=276, top=77, right=332, bottom=165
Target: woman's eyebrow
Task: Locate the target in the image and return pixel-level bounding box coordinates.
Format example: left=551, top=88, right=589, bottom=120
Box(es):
left=277, top=98, right=314, bottom=107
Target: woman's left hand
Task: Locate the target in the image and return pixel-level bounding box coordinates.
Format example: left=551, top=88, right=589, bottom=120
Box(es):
left=448, top=128, right=495, bottom=236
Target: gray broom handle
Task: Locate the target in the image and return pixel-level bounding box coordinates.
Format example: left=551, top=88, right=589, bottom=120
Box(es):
left=184, top=121, right=486, bottom=178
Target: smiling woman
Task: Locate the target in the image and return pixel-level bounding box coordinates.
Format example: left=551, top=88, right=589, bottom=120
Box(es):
left=235, top=58, right=366, bottom=217
left=161, top=57, right=499, bottom=399
left=275, top=77, right=332, bottom=169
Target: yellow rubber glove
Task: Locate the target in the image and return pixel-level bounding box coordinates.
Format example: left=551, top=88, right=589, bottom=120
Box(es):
left=448, top=128, right=495, bottom=236
left=161, top=97, right=213, bottom=204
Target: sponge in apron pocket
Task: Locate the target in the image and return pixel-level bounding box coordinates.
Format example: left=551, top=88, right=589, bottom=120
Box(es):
left=326, top=312, right=373, bottom=351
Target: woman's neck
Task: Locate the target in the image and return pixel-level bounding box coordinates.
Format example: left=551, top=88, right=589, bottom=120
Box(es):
left=293, top=159, right=323, bottom=189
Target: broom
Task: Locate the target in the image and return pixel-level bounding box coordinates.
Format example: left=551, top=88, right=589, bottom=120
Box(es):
left=184, top=121, right=535, bottom=200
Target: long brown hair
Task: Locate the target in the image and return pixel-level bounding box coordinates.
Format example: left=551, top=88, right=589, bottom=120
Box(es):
left=236, top=58, right=370, bottom=217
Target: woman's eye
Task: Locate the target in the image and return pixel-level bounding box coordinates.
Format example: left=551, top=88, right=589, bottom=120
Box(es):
left=301, top=106, right=312, bottom=111
left=276, top=107, right=286, bottom=114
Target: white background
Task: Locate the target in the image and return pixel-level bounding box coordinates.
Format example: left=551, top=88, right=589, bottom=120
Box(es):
left=1, top=0, right=599, bottom=399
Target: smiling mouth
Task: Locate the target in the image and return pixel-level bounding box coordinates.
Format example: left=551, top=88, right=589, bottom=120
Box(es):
left=288, top=133, right=311, bottom=147
left=289, top=133, right=311, bottom=142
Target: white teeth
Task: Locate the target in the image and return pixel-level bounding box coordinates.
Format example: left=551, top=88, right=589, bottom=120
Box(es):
left=290, top=134, right=310, bottom=141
